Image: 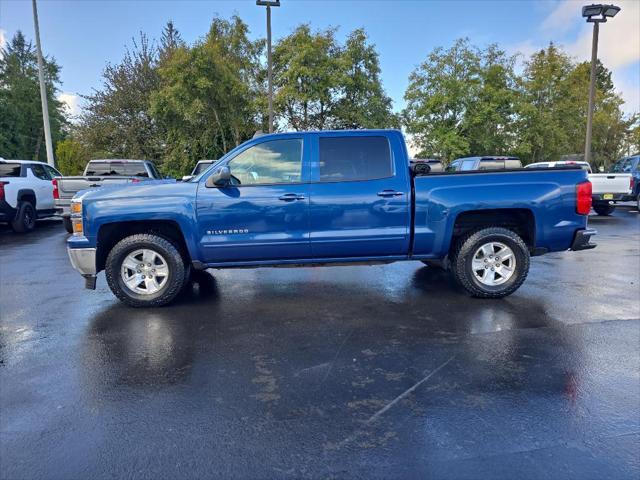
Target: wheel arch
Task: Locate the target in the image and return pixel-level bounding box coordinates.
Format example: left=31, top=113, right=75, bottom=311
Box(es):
left=16, top=189, right=37, bottom=208
left=448, top=208, right=536, bottom=256
left=96, top=220, right=191, bottom=272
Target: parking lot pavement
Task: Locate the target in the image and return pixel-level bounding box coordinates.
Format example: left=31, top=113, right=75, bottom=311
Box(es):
left=1, top=207, right=639, bottom=479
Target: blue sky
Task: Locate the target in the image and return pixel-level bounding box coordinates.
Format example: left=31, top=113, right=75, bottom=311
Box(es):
left=1, top=0, right=638, bottom=118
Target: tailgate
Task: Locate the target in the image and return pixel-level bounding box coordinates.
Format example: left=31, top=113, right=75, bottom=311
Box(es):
left=588, top=174, right=632, bottom=194
left=56, top=176, right=136, bottom=199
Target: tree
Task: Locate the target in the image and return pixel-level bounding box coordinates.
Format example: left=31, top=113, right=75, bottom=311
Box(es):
left=273, top=25, right=341, bottom=131
left=463, top=44, right=519, bottom=156
left=0, top=31, right=67, bottom=161
left=55, top=138, right=90, bottom=175
left=403, top=38, right=481, bottom=162
left=333, top=29, right=397, bottom=129
left=151, top=16, right=264, bottom=176
left=77, top=33, right=163, bottom=162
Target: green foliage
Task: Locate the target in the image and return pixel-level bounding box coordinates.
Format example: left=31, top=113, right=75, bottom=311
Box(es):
left=77, top=33, right=163, bottom=162
left=150, top=16, right=264, bottom=177
left=55, top=138, right=90, bottom=175
left=405, top=39, right=635, bottom=166
left=273, top=25, right=397, bottom=131
left=0, top=31, right=67, bottom=161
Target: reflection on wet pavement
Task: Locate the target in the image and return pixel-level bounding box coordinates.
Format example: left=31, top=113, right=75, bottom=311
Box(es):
left=1, top=210, right=639, bottom=479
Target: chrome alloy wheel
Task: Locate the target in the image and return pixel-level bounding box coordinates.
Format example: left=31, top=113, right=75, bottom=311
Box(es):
left=120, top=249, right=169, bottom=295
left=471, top=242, right=516, bottom=287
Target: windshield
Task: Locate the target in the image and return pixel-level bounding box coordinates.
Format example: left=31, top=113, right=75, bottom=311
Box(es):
left=609, top=158, right=635, bottom=173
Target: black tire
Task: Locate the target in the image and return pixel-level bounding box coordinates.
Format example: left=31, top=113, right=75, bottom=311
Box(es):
left=10, top=201, right=36, bottom=233
left=450, top=227, right=530, bottom=299
left=593, top=203, right=615, bottom=216
left=63, top=216, right=73, bottom=234
left=636, top=195, right=639, bottom=213
left=105, top=233, right=186, bottom=307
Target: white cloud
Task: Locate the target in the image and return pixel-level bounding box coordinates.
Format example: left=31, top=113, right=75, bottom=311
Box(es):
left=511, top=0, right=640, bottom=114
left=0, top=29, right=7, bottom=58
left=541, top=0, right=580, bottom=35
left=58, top=92, right=81, bottom=118
left=563, top=0, right=640, bottom=69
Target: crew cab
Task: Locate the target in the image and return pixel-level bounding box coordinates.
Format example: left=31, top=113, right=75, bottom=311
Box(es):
left=54, top=159, right=163, bottom=232
left=66, top=130, right=596, bottom=307
left=525, top=160, right=632, bottom=215
left=0, top=159, right=62, bottom=232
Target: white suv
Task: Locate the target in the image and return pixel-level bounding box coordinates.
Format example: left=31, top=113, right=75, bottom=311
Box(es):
left=0, top=159, right=62, bottom=233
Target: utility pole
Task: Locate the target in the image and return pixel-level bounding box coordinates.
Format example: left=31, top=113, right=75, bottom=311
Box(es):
left=32, top=0, right=55, bottom=167
left=584, top=20, right=599, bottom=166
left=581, top=3, right=621, bottom=166
left=257, top=0, right=280, bottom=133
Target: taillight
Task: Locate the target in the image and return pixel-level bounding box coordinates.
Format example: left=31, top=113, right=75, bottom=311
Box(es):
left=576, top=181, right=592, bottom=215
left=131, top=178, right=140, bottom=183
left=630, top=177, right=635, bottom=191
left=52, top=178, right=59, bottom=199
left=0, top=182, right=6, bottom=201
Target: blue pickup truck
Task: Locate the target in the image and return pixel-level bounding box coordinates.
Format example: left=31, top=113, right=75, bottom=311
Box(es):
left=67, top=130, right=596, bottom=307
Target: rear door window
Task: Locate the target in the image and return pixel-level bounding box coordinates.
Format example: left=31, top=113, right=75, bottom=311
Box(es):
left=0, top=163, right=22, bottom=177
left=319, top=136, right=392, bottom=182
left=479, top=158, right=506, bottom=170
left=30, top=164, right=50, bottom=180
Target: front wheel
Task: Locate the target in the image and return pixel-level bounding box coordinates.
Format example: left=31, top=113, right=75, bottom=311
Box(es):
left=451, top=227, right=530, bottom=298
left=105, top=233, right=187, bottom=307
left=593, top=203, right=615, bottom=216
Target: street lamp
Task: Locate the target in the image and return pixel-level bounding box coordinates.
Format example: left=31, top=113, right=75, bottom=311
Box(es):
left=257, top=0, right=280, bottom=134
left=582, top=3, right=621, bottom=165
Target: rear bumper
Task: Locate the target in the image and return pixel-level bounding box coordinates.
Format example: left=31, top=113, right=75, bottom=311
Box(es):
left=55, top=200, right=71, bottom=218
left=0, top=200, right=16, bottom=222
left=592, top=193, right=627, bottom=202
left=570, top=228, right=597, bottom=251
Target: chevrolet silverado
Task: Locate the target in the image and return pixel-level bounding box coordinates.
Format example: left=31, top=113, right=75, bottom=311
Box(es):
left=66, top=130, right=596, bottom=307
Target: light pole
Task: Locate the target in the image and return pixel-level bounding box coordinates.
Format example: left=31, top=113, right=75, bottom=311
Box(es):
left=581, top=3, right=620, bottom=166
left=257, top=0, right=280, bottom=133
left=32, top=0, right=55, bottom=167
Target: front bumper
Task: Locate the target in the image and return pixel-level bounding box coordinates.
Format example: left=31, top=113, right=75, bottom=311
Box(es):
left=68, top=247, right=97, bottom=276
left=570, top=228, right=597, bottom=251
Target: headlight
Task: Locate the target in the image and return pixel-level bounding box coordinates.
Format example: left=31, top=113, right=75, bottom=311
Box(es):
left=70, top=200, right=84, bottom=236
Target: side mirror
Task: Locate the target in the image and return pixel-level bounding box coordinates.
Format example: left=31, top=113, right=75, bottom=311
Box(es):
left=181, top=175, right=193, bottom=182
left=206, top=166, right=231, bottom=187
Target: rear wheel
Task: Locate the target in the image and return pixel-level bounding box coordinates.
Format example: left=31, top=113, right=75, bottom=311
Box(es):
left=593, top=203, right=615, bottom=216
left=450, top=227, right=530, bottom=298
left=105, top=233, right=186, bottom=307
left=63, top=216, right=73, bottom=234
left=11, top=201, right=36, bottom=233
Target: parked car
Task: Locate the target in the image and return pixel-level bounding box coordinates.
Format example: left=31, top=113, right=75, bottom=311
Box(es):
left=65, top=130, right=596, bottom=307
left=446, top=156, right=522, bottom=172
left=0, top=159, right=62, bottom=233
left=54, top=159, right=164, bottom=233
left=181, top=160, right=216, bottom=182
left=525, top=160, right=632, bottom=215
left=525, top=160, right=592, bottom=172
left=609, top=155, right=639, bottom=211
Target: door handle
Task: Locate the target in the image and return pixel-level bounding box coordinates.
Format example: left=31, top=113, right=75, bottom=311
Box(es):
left=377, top=190, right=404, bottom=197
left=278, top=193, right=305, bottom=201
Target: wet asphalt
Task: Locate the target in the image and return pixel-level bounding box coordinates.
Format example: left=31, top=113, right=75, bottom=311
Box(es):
left=1, top=206, right=639, bottom=480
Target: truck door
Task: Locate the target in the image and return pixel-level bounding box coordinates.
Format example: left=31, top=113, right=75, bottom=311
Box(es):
left=196, top=137, right=311, bottom=263
left=309, top=133, right=410, bottom=258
